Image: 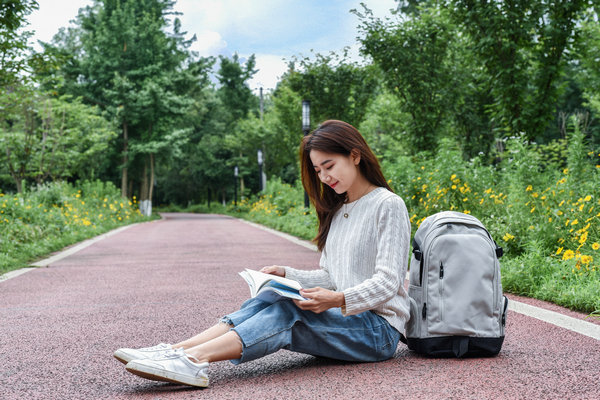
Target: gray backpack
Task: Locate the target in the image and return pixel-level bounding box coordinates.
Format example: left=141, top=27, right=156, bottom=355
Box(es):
left=404, top=211, right=508, bottom=357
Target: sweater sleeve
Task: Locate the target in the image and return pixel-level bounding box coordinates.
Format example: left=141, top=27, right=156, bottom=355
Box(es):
left=283, top=249, right=335, bottom=290
left=341, top=196, right=410, bottom=316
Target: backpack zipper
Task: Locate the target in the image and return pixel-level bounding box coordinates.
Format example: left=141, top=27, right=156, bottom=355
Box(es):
left=439, top=262, right=444, bottom=321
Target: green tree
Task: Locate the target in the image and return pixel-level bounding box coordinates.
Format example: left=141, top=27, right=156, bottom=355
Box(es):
left=43, top=0, right=209, bottom=210
left=225, top=85, right=304, bottom=190
left=217, top=53, right=259, bottom=128
left=575, top=10, right=600, bottom=147
left=450, top=0, right=587, bottom=141
left=283, top=51, right=379, bottom=129
left=0, top=89, right=116, bottom=192
left=356, top=5, right=460, bottom=152
left=358, top=91, right=409, bottom=162
left=0, top=0, right=38, bottom=88
left=155, top=53, right=258, bottom=206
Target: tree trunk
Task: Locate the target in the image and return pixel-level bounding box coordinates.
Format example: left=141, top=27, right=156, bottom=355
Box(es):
left=140, top=160, right=149, bottom=201
left=15, top=178, right=22, bottom=194
left=121, top=121, right=129, bottom=198
left=148, top=153, right=155, bottom=202
left=139, top=158, right=151, bottom=216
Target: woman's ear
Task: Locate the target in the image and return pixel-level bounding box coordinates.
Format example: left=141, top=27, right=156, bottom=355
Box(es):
left=350, top=149, right=361, bottom=165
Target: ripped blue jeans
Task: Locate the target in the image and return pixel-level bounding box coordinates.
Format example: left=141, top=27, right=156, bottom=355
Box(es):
left=221, top=297, right=400, bottom=364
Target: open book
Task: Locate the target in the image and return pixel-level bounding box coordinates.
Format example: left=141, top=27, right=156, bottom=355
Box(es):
left=239, top=268, right=306, bottom=303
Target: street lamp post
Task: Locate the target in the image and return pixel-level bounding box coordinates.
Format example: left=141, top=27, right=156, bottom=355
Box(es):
left=257, top=149, right=263, bottom=192
left=234, top=165, right=239, bottom=206
left=302, top=100, right=311, bottom=208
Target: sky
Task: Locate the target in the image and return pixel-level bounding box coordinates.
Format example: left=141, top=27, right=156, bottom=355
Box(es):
left=27, top=0, right=399, bottom=91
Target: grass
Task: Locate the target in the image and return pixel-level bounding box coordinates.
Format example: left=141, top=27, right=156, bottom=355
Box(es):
left=0, top=180, right=152, bottom=274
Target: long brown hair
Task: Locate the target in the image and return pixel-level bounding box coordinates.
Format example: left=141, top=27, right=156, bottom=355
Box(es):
left=300, top=120, right=392, bottom=251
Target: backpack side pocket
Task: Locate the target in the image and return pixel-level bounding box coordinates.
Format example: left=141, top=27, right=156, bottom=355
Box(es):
left=406, top=284, right=422, bottom=339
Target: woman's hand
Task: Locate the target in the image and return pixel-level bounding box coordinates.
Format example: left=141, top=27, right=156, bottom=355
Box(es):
left=260, top=265, right=286, bottom=277
left=293, top=287, right=345, bottom=314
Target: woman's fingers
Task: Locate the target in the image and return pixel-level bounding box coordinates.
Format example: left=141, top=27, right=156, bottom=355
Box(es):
left=259, top=265, right=285, bottom=277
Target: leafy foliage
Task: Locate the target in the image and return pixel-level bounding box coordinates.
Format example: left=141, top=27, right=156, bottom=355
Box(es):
left=0, top=180, right=150, bottom=273
left=357, top=4, right=462, bottom=152
left=284, top=51, right=380, bottom=129
left=0, top=87, right=116, bottom=192
left=450, top=0, right=587, bottom=141
left=0, top=0, right=38, bottom=87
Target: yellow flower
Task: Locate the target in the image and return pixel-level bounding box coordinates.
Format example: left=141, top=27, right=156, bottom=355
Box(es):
left=556, top=247, right=563, bottom=255
left=571, top=219, right=578, bottom=226
left=562, top=249, right=575, bottom=260
left=584, top=195, right=592, bottom=202
left=563, top=168, right=569, bottom=174
left=580, top=255, right=593, bottom=264
left=592, top=243, right=600, bottom=251
left=452, top=185, right=457, bottom=190
left=450, top=174, right=457, bottom=180
left=503, top=233, right=515, bottom=241
left=579, top=231, right=588, bottom=245
left=526, top=185, right=533, bottom=192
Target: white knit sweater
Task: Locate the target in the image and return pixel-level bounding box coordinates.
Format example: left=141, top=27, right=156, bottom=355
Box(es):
left=285, top=187, right=411, bottom=333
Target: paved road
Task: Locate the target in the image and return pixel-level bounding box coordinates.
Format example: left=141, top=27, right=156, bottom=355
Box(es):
left=1, top=213, right=598, bottom=399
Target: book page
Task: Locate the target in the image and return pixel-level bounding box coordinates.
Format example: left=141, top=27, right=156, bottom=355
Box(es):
left=243, top=268, right=303, bottom=292
left=238, top=270, right=257, bottom=297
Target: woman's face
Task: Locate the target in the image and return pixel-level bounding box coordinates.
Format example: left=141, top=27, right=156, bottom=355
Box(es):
left=309, top=149, right=360, bottom=196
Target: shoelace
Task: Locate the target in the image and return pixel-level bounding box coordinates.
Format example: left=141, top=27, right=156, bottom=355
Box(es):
left=151, top=347, right=203, bottom=365
left=143, top=343, right=170, bottom=351
left=149, top=347, right=181, bottom=359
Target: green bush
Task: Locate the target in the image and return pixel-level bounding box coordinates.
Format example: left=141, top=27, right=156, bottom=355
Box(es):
left=0, top=180, right=151, bottom=273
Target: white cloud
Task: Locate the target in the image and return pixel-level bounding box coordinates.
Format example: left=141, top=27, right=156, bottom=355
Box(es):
left=191, top=30, right=228, bottom=56
left=28, top=0, right=93, bottom=49
left=248, top=54, right=288, bottom=91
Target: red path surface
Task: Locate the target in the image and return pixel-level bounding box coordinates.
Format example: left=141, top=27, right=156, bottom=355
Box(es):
left=1, top=213, right=598, bottom=399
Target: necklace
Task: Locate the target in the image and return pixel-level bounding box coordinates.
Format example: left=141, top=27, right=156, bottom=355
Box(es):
left=343, top=185, right=373, bottom=218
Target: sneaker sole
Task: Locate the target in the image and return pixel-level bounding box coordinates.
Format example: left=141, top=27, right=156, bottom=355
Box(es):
left=125, top=362, right=208, bottom=387
left=113, top=350, right=132, bottom=365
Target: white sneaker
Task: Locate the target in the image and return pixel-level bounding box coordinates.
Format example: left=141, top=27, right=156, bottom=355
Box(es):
left=114, top=343, right=173, bottom=365
left=125, top=348, right=209, bottom=387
